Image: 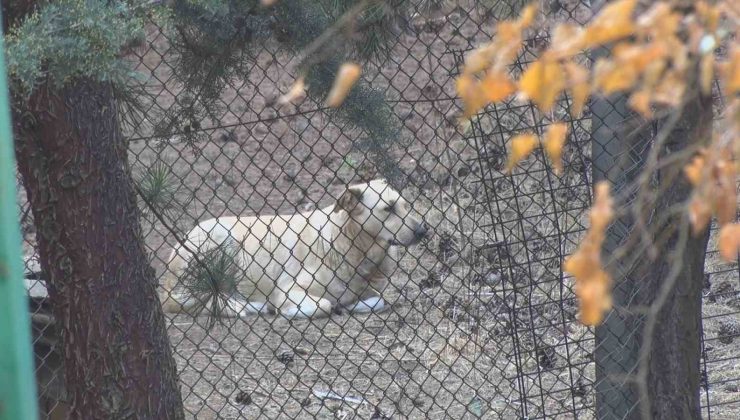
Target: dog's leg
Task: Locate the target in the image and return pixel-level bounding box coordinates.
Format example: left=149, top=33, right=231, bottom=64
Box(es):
left=238, top=300, right=272, bottom=316
left=345, top=296, right=387, bottom=314
left=280, top=290, right=332, bottom=319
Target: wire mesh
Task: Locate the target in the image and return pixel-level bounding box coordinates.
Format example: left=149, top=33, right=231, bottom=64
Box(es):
left=15, top=0, right=740, bottom=419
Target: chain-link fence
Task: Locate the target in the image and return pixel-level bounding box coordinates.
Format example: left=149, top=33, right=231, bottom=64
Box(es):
left=17, top=0, right=740, bottom=419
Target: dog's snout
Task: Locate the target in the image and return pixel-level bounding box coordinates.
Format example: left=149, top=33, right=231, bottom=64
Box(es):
left=415, top=222, right=429, bottom=238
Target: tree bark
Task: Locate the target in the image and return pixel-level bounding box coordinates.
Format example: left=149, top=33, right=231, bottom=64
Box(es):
left=632, top=92, right=712, bottom=420
left=593, top=89, right=712, bottom=420
left=12, top=80, right=184, bottom=418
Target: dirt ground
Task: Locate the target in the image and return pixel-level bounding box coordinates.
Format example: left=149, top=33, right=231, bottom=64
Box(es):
left=19, top=1, right=740, bottom=419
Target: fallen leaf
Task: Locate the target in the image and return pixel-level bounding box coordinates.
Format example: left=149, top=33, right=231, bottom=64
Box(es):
left=312, top=389, right=366, bottom=406
left=505, top=133, right=538, bottom=173
left=468, top=395, right=484, bottom=417
left=326, top=63, right=362, bottom=108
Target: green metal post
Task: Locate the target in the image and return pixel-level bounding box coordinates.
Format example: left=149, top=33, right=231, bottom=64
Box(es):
left=0, top=10, right=40, bottom=420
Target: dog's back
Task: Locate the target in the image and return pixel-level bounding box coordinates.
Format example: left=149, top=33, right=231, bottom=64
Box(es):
left=159, top=209, right=326, bottom=314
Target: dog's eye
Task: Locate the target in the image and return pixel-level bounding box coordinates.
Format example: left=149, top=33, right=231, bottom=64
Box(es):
left=384, top=203, right=395, bottom=212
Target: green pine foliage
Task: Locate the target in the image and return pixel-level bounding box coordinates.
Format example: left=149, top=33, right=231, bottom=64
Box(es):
left=4, top=0, right=439, bottom=184
left=160, top=0, right=420, bottom=183
left=136, top=162, right=180, bottom=220
left=179, top=239, right=246, bottom=327
left=5, top=0, right=146, bottom=98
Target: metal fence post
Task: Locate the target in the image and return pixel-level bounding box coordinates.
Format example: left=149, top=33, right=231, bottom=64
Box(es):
left=591, top=90, right=648, bottom=418
left=0, top=10, right=40, bottom=419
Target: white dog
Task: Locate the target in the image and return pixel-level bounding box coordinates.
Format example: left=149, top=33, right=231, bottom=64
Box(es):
left=160, top=179, right=428, bottom=319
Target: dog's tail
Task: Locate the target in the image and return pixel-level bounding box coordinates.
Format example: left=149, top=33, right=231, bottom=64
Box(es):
left=159, top=243, right=194, bottom=314
left=159, top=219, right=257, bottom=318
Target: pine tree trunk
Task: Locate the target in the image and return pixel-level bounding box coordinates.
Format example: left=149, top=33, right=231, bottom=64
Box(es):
left=13, top=80, right=184, bottom=419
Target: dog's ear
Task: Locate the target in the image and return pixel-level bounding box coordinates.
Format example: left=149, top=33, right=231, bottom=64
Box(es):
left=334, top=187, right=363, bottom=213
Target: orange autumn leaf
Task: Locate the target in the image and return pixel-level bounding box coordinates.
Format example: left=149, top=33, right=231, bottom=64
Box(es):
left=492, top=22, right=526, bottom=70
left=714, top=160, right=738, bottom=226
left=482, top=71, right=516, bottom=102
left=718, top=224, right=740, bottom=262
left=505, top=133, right=538, bottom=173
left=462, top=44, right=496, bottom=76
left=670, top=40, right=690, bottom=74
left=612, top=41, right=669, bottom=73
left=518, top=58, right=565, bottom=112
left=326, top=62, right=361, bottom=108
left=715, top=192, right=737, bottom=227
left=496, top=21, right=522, bottom=45
left=583, top=0, right=638, bottom=48
left=720, top=47, right=740, bottom=95
left=575, top=270, right=612, bottom=326
left=277, top=77, right=307, bottom=106
left=590, top=182, right=614, bottom=234
left=695, top=1, right=721, bottom=33
left=563, top=251, right=595, bottom=281
left=642, top=59, right=667, bottom=90
left=637, top=2, right=680, bottom=38
left=689, top=197, right=712, bottom=235
left=517, top=3, right=538, bottom=29
left=593, top=58, right=638, bottom=95
left=544, top=123, right=568, bottom=175
left=683, top=155, right=706, bottom=186
left=565, top=61, right=590, bottom=117
left=548, top=24, right=586, bottom=60
left=651, top=71, right=686, bottom=107
left=629, top=90, right=652, bottom=118
left=564, top=181, right=614, bottom=326
left=456, top=74, right=486, bottom=118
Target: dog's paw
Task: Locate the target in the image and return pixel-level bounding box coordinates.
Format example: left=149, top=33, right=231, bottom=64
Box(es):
left=281, top=297, right=332, bottom=319
left=347, top=296, right=386, bottom=314
left=238, top=300, right=270, bottom=317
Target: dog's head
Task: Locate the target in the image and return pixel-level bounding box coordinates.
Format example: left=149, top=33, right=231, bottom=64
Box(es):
left=334, top=179, right=429, bottom=246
